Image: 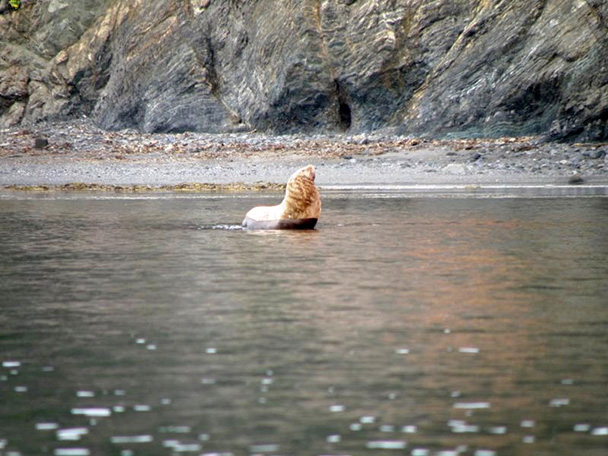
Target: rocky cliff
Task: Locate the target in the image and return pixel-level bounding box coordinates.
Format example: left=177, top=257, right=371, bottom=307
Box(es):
left=1, top=0, right=607, bottom=141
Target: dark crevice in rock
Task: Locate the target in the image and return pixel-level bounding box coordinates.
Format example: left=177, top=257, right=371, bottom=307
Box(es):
left=335, top=79, right=352, bottom=131
left=65, top=40, right=113, bottom=118
left=203, top=36, right=220, bottom=98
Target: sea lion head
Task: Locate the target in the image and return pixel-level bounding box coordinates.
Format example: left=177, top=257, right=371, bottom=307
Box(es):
left=294, top=164, right=315, bottom=182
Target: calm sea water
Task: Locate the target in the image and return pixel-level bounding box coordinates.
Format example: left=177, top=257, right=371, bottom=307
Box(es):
left=1, top=190, right=607, bottom=456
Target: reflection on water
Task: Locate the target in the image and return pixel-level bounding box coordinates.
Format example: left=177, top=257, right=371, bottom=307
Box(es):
left=1, top=192, right=607, bottom=456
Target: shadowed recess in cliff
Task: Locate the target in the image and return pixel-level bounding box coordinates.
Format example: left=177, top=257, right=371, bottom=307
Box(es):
left=334, top=79, right=351, bottom=130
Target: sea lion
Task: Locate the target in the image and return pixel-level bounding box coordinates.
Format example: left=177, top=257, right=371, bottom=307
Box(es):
left=242, top=165, right=321, bottom=230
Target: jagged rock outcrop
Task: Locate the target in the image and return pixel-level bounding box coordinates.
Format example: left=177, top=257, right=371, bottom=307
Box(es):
left=1, top=0, right=607, bottom=141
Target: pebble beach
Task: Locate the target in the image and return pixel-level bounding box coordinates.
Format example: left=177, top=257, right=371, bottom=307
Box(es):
left=1, top=121, right=607, bottom=191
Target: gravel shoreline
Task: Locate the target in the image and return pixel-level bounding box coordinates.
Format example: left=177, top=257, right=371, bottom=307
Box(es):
left=1, top=121, right=607, bottom=190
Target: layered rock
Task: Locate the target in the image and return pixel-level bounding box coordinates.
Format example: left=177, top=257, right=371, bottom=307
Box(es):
left=1, top=0, right=607, bottom=141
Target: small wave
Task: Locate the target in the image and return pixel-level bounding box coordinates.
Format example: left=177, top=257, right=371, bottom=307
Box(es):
left=198, top=224, right=243, bottom=231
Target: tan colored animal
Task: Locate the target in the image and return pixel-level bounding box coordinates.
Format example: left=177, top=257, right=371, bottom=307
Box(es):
left=242, top=165, right=321, bottom=229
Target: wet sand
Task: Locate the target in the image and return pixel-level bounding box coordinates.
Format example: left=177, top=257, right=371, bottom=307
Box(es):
left=1, top=121, right=607, bottom=191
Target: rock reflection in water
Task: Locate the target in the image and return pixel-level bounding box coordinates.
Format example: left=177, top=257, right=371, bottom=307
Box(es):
left=0, top=193, right=607, bottom=456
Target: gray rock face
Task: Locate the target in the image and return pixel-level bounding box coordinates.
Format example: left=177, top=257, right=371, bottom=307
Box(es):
left=1, top=0, right=607, bottom=141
